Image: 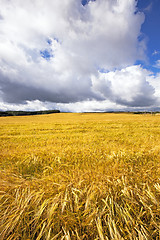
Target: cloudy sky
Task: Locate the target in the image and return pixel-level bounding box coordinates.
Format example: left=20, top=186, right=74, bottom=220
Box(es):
left=0, top=0, right=160, bottom=112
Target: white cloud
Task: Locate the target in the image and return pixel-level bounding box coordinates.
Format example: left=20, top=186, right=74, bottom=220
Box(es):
left=0, top=100, right=49, bottom=111
left=152, top=50, right=160, bottom=56
left=144, top=3, right=152, bottom=12
left=154, top=60, right=160, bottom=69
left=148, top=73, right=160, bottom=99
left=92, top=65, right=156, bottom=107
left=0, top=0, right=156, bottom=112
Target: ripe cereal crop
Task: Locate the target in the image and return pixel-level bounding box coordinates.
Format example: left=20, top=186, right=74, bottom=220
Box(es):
left=0, top=113, right=160, bottom=239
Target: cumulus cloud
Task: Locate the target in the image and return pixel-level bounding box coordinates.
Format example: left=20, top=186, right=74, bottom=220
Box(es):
left=93, top=65, right=156, bottom=107
left=148, top=73, right=160, bottom=99
left=0, top=0, right=158, bottom=111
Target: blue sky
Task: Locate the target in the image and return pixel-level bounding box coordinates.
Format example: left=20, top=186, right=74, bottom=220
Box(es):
left=137, top=0, right=160, bottom=73
left=0, top=0, right=160, bottom=112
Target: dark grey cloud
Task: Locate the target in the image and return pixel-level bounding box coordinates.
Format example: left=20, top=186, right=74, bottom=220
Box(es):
left=0, top=72, right=103, bottom=104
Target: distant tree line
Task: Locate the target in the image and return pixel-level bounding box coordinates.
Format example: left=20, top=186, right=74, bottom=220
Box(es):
left=0, top=110, right=60, bottom=117
left=133, top=111, right=158, bottom=114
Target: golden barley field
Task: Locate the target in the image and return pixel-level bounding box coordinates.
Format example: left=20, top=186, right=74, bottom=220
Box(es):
left=0, top=113, right=160, bottom=240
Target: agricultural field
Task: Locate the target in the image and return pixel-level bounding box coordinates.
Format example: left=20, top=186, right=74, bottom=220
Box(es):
left=0, top=113, right=160, bottom=240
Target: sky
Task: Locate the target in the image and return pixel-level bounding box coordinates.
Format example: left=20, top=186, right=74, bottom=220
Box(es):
left=0, top=0, right=160, bottom=112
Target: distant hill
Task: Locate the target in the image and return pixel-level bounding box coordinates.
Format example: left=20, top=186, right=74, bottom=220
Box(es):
left=0, top=110, right=60, bottom=117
